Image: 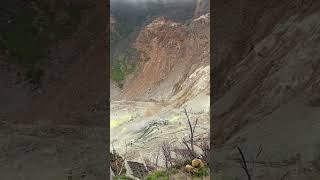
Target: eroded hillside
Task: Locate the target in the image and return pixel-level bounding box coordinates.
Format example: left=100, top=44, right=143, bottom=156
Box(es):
left=212, top=1, right=320, bottom=179
left=110, top=1, right=210, bottom=172
left=121, top=14, right=209, bottom=102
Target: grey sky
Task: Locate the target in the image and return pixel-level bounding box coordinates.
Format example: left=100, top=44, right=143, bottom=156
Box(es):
left=111, top=0, right=194, bottom=4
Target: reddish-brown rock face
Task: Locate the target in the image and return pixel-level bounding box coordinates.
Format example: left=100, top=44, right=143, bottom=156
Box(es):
left=121, top=14, right=210, bottom=101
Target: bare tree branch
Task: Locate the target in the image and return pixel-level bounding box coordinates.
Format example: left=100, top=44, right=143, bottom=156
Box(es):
left=155, top=148, right=160, bottom=167
left=255, top=144, right=263, bottom=159
left=237, top=146, right=252, bottom=180
left=280, top=171, right=289, bottom=180
left=192, top=118, right=198, bottom=136
left=183, top=107, right=197, bottom=154
left=161, top=142, right=173, bottom=169
left=182, top=138, right=196, bottom=158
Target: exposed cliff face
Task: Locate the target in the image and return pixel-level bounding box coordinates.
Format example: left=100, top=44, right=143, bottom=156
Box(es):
left=213, top=0, right=320, bottom=146
left=213, top=1, right=320, bottom=179
left=110, top=5, right=210, bottom=167
left=121, top=14, right=210, bottom=105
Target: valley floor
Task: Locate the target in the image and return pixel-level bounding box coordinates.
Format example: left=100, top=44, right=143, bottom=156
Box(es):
left=110, top=98, right=210, bottom=167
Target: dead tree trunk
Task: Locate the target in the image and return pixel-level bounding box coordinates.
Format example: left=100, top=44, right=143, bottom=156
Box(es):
left=183, top=107, right=198, bottom=158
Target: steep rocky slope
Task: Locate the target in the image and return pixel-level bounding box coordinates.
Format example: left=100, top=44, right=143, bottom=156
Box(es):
left=110, top=8, right=210, bottom=169
left=122, top=14, right=210, bottom=103
left=213, top=1, right=320, bottom=179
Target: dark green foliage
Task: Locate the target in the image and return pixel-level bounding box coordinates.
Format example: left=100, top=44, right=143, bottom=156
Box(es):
left=111, top=48, right=138, bottom=87
left=111, top=54, right=126, bottom=85
left=126, top=47, right=138, bottom=55
left=194, top=167, right=209, bottom=177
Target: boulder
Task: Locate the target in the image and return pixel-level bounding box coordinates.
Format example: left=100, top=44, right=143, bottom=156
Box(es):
left=185, top=164, right=194, bottom=173
left=191, top=159, right=204, bottom=168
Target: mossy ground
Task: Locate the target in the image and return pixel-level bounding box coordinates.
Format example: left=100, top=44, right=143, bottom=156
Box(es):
left=145, top=166, right=210, bottom=180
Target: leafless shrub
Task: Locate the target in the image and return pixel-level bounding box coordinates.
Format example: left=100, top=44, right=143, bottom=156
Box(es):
left=197, top=137, right=210, bottom=162
left=144, top=157, right=156, bottom=171
left=182, top=107, right=199, bottom=158
left=182, top=138, right=197, bottom=159
left=118, top=142, right=128, bottom=175
left=237, top=146, right=252, bottom=180
left=174, top=147, right=193, bottom=160
left=152, top=148, right=161, bottom=168
left=172, top=147, right=193, bottom=168
left=161, top=141, right=173, bottom=169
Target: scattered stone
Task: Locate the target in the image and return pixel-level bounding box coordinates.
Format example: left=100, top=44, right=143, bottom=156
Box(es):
left=125, top=160, right=149, bottom=179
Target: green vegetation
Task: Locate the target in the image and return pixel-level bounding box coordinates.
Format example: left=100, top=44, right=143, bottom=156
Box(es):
left=146, top=170, right=169, bottom=180
left=111, top=47, right=138, bottom=87
left=111, top=54, right=126, bottom=87
left=194, top=166, right=209, bottom=177
left=126, top=47, right=138, bottom=55
left=145, top=167, right=209, bottom=180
